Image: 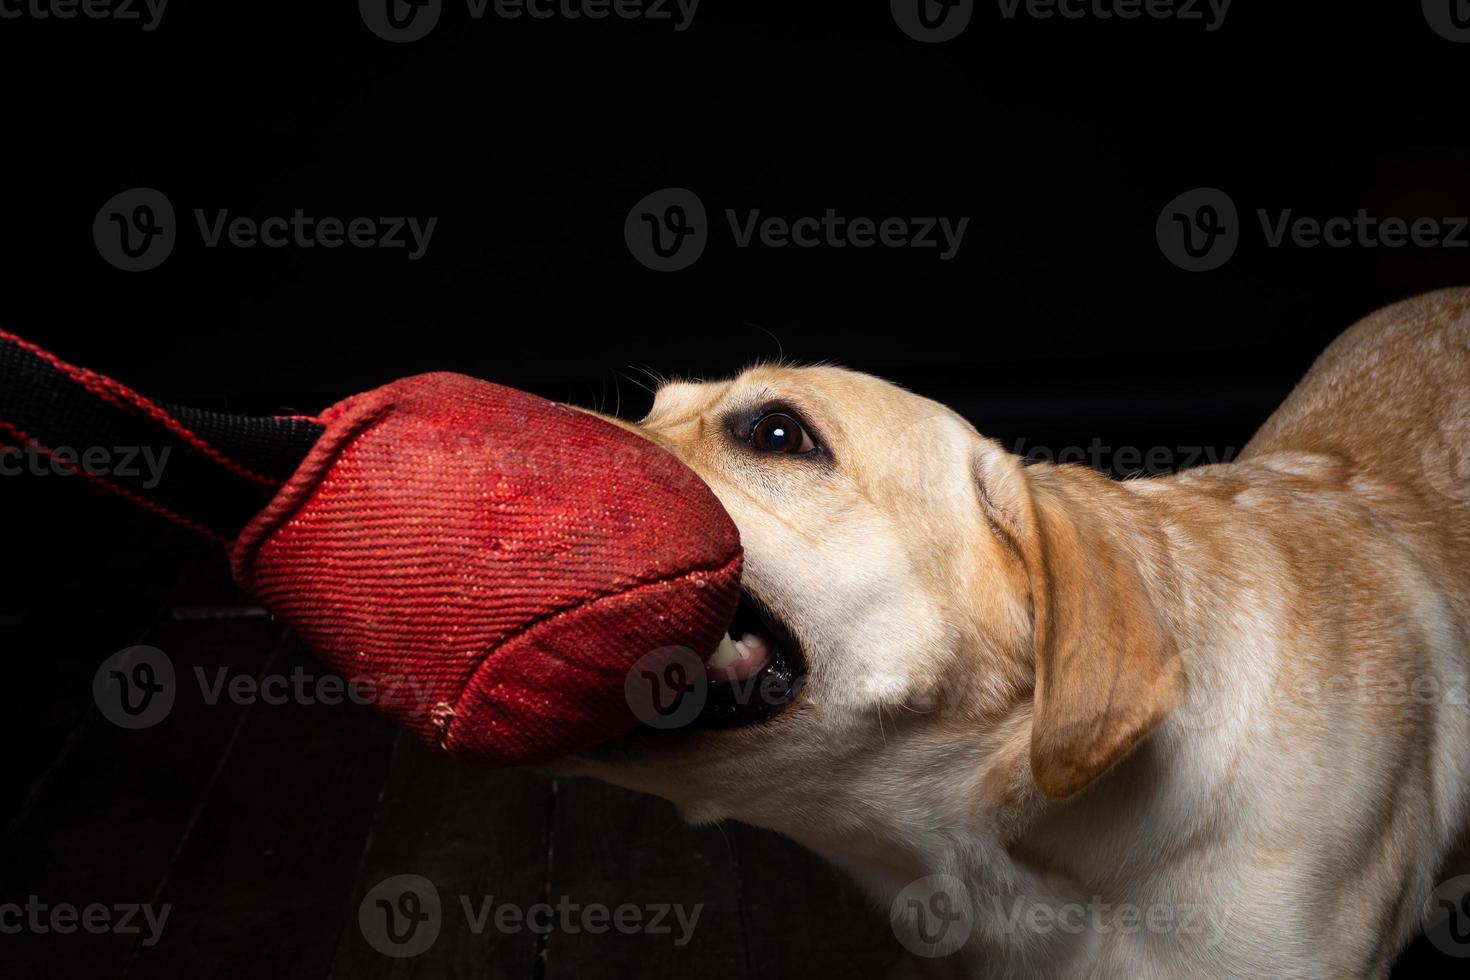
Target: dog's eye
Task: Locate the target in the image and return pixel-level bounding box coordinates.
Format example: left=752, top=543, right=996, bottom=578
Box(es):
left=749, top=413, right=815, bottom=454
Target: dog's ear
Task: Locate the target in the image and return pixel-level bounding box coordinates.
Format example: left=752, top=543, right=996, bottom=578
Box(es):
left=972, top=441, right=1184, bottom=801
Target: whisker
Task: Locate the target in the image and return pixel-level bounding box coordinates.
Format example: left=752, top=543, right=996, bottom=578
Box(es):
left=743, top=322, right=787, bottom=365
left=629, top=362, right=668, bottom=389
left=619, top=369, right=656, bottom=397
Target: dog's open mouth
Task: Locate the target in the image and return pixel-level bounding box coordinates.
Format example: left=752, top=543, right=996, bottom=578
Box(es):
left=694, top=590, right=805, bottom=728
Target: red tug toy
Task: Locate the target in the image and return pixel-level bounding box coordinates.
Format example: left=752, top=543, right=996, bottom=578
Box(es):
left=0, top=330, right=743, bottom=765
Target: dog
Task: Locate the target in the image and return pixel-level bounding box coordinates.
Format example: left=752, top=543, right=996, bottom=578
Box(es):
left=556, top=288, right=1470, bottom=978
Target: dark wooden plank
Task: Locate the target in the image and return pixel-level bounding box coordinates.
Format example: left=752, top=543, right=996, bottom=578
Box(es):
left=732, top=823, right=906, bottom=979
left=1, top=491, right=212, bottom=828
left=329, top=738, right=550, bottom=979
left=541, top=779, right=748, bottom=980
left=121, top=633, right=398, bottom=980
left=0, top=613, right=283, bottom=979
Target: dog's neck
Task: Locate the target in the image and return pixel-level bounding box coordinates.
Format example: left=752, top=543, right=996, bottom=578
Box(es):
left=826, top=466, right=1263, bottom=976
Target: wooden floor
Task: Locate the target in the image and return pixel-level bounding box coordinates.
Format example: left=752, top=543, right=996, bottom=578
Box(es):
left=0, top=489, right=1459, bottom=978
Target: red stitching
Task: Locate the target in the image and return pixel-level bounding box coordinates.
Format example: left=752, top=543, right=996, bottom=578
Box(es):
left=0, top=327, right=280, bottom=489
left=441, top=549, right=743, bottom=750
left=0, top=417, right=230, bottom=544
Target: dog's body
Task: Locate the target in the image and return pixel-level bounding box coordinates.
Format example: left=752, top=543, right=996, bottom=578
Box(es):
left=563, top=289, right=1470, bottom=978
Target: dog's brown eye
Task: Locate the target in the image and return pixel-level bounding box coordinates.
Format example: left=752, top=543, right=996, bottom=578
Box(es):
left=749, top=413, right=814, bottom=454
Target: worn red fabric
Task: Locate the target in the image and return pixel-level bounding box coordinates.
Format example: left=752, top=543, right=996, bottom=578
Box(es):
left=231, top=372, right=742, bottom=766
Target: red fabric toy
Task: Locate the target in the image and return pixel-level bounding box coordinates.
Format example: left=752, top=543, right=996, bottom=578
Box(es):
left=0, top=331, right=743, bottom=765
left=232, top=372, right=742, bottom=765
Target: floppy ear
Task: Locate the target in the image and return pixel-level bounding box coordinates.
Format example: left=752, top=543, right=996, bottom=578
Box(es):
left=972, top=441, right=1184, bottom=801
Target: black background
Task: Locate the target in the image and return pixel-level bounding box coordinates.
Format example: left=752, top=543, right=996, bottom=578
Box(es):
left=3, top=1, right=1470, bottom=977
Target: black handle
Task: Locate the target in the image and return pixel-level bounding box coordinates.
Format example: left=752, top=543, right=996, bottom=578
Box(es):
left=0, top=329, right=323, bottom=543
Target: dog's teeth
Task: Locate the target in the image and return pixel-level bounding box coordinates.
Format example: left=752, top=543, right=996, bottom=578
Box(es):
left=736, top=632, right=771, bottom=659
left=708, top=634, right=746, bottom=669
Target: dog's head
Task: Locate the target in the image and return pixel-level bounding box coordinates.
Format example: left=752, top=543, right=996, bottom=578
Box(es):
left=563, top=365, right=1184, bottom=875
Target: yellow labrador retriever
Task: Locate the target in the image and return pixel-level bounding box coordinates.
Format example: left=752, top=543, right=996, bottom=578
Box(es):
left=559, top=288, right=1470, bottom=978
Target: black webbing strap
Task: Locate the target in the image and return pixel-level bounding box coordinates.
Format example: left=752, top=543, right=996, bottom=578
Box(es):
left=0, top=329, right=323, bottom=543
